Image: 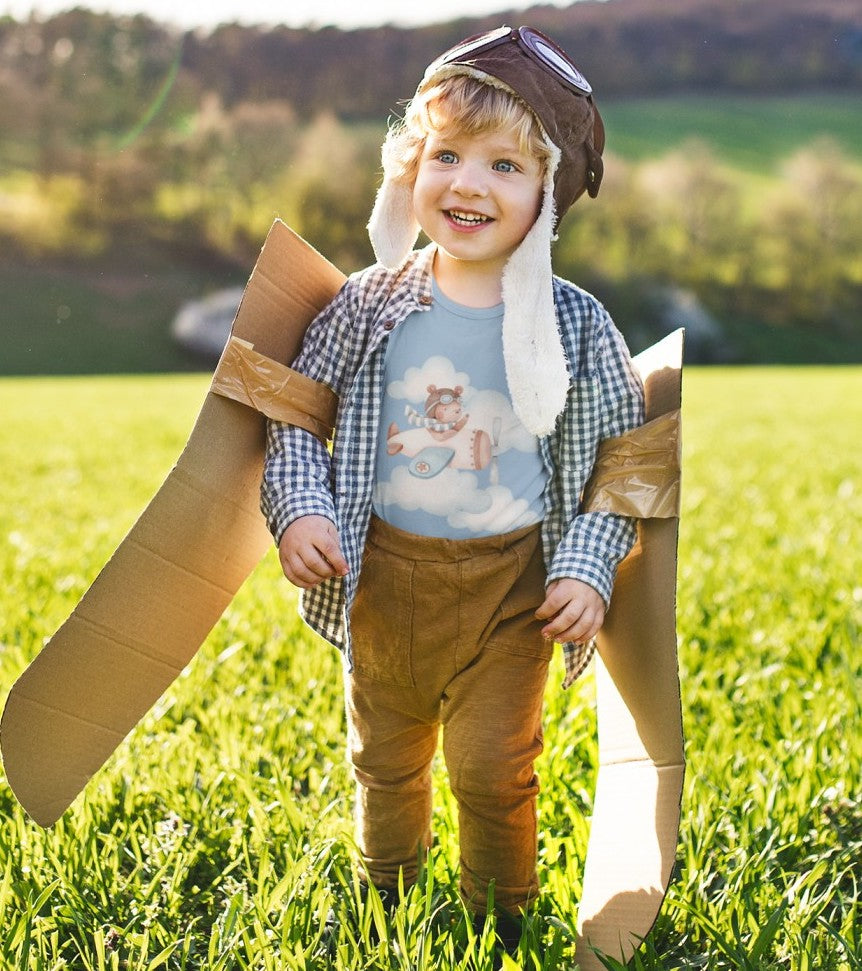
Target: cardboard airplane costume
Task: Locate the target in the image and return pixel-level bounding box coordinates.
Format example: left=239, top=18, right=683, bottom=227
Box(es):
left=1, top=220, right=683, bottom=968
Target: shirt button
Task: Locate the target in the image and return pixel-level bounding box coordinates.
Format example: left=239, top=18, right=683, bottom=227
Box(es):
left=419, top=295, right=433, bottom=306
left=382, top=320, right=395, bottom=331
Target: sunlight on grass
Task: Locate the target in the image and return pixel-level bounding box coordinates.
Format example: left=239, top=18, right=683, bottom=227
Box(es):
left=1, top=370, right=860, bottom=969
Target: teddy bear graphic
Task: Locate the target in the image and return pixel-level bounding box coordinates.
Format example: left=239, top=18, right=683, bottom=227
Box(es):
left=386, top=385, right=497, bottom=479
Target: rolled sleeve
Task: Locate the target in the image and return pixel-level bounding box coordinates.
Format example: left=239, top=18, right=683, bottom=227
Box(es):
left=545, top=304, right=644, bottom=605
left=547, top=511, right=637, bottom=607
left=260, top=420, right=336, bottom=543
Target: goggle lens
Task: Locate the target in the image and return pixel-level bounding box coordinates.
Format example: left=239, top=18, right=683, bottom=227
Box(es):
left=434, top=25, right=512, bottom=66
left=519, top=29, right=592, bottom=94
left=430, top=25, right=592, bottom=97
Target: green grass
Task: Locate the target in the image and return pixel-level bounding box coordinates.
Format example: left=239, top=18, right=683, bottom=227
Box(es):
left=1, top=369, right=860, bottom=969
left=0, top=253, right=245, bottom=378
left=600, top=93, right=862, bottom=171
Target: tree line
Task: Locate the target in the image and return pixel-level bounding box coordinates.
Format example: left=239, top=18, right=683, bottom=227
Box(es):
left=1, top=0, right=861, bottom=359
left=2, top=0, right=861, bottom=157
left=5, top=100, right=861, bottom=350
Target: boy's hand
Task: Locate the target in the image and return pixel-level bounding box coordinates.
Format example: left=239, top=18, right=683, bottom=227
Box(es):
left=535, top=578, right=605, bottom=644
left=278, top=515, right=349, bottom=589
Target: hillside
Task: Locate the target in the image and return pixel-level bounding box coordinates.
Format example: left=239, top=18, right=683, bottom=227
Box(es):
left=179, top=0, right=862, bottom=114
left=1, top=1, right=861, bottom=371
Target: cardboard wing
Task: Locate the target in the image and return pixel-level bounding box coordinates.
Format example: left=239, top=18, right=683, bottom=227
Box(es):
left=0, top=221, right=346, bottom=827
left=576, top=329, right=685, bottom=970
left=2, top=219, right=684, bottom=968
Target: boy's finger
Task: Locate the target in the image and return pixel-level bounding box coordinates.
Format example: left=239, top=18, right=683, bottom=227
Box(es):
left=556, top=603, right=604, bottom=643
left=284, top=551, right=328, bottom=588
left=318, top=534, right=349, bottom=577
left=541, top=604, right=585, bottom=641
left=552, top=617, right=599, bottom=645
left=534, top=584, right=567, bottom=620
left=539, top=595, right=604, bottom=643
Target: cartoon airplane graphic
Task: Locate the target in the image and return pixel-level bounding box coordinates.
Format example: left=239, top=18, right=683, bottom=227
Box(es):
left=386, top=385, right=503, bottom=481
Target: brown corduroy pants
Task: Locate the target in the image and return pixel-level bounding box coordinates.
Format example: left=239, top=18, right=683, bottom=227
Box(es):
left=344, top=514, right=552, bottom=915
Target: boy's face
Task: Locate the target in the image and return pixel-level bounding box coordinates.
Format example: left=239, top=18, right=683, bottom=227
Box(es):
left=412, top=126, right=544, bottom=286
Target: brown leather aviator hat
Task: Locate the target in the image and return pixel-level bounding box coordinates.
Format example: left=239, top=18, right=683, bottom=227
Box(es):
left=425, top=25, right=606, bottom=221
left=368, top=26, right=606, bottom=436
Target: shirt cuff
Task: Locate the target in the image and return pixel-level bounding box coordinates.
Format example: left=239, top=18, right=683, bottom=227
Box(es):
left=547, top=511, right=638, bottom=608
left=265, top=489, right=337, bottom=546
left=546, top=547, right=616, bottom=607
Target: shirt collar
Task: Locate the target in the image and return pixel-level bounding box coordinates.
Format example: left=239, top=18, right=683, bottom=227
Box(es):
left=399, top=244, right=436, bottom=309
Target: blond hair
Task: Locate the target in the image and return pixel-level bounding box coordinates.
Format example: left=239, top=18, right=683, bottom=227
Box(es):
left=382, top=73, right=551, bottom=185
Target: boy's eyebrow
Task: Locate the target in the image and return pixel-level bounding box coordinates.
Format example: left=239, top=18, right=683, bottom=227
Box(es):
left=426, top=131, right=531, bottom=158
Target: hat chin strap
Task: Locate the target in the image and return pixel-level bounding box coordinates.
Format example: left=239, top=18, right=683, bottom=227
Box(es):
left=367, top=144, right=569, bottom=437
left=501, top=150, right=569, bottom=436
left=367, top=143, right=421, bottom=268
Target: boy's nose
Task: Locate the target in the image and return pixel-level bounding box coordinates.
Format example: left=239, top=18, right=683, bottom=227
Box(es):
left=450, top=163, right=488, bottom=197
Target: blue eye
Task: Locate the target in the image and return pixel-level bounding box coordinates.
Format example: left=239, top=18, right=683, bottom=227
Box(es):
left=494, top=160, right=517, bottom=173
left=438, top=151, right=458, bottom=164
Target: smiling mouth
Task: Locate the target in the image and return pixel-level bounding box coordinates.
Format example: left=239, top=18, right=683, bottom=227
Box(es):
left=447, top=210, right=492, bottom=226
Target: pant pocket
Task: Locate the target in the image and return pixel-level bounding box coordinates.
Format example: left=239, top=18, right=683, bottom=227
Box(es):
left=350, top=542, right=416, bottom=687
left=487, top=535, right=551, bottom=660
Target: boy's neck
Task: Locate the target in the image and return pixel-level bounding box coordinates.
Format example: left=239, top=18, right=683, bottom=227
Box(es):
left=432, top=248, right=504, bottom=308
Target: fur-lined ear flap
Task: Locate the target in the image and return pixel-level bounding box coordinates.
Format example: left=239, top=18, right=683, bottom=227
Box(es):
left=367, top=177, right=421, bottom=269
left=501, top=155, right=570, bottom=437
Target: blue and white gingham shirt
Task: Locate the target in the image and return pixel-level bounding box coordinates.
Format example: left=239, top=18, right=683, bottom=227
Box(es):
left=261, top=245, right=644, bottom=685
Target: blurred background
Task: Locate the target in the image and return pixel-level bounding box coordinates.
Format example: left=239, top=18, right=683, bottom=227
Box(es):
left=2, top=0, right=861, bottom=373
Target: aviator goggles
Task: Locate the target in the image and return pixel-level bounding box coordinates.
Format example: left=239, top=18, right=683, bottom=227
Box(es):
left=428, top=25, right=593, bottom=97
left=425, top=391, right=459, bottom=413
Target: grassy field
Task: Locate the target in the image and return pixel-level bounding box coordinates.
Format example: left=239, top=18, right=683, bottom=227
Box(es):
left=0, top=368, right=860, bottom=970
left=600, top=93, right=862, bottom=172
left=0, top=247, right=245, bottom=378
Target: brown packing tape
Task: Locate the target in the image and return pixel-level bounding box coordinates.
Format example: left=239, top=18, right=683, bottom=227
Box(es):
left=576, top=328, right=685, bottom=970
left=211, top=334, right=680, bottom=514
left=0, top=221, right=346, bottom=827
left=582, top=410, right=681, bottom=520
left=211, top=337, right=338, bottom=443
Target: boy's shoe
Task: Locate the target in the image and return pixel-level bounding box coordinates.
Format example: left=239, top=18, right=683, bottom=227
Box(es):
left=496, top=913, right=523, bottom=955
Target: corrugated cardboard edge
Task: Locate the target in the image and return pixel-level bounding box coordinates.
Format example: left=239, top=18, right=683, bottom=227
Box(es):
left=576, top=329, right=685, bottom=970
left=0, top=220, right=346, bottom=827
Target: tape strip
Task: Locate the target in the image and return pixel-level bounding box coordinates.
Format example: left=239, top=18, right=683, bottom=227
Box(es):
left=582, top=410, right=681, bottom=519
left=211, top=337, right=338, bottom=442
left=211, top=335, right=681, bottom=514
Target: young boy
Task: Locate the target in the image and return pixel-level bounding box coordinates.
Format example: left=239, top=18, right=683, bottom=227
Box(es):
left=261, top=25, right=644, bottom=939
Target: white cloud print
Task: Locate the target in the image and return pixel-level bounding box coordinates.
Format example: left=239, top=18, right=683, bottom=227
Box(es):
left=388, top=355, right=469, bottom=404
left=375, top=466, right=540, bottom=534
left=379, top=353, right=543, bottom=534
